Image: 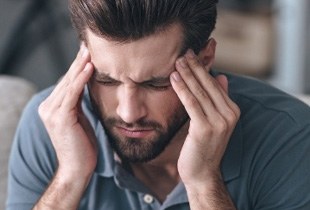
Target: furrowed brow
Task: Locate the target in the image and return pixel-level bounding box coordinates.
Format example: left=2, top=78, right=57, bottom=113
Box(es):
left=93, top=69, right=118, bottom=81
left=93, top=68, right=171, bottom=84
left=142, top=76, right=171, bottom=85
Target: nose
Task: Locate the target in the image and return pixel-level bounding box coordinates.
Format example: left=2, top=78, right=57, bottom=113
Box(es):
left=116, top=86, right=147, bottom=123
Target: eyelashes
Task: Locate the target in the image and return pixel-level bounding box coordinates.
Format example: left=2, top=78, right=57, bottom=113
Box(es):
left=96, top=80, right=171, bottom=91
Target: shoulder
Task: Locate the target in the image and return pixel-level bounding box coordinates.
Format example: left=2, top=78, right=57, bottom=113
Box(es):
left=226, top=72, right=310, bottom=127
left=223, top=71, right=310, bottom=179
left=221, top=72, right=310, bottom=208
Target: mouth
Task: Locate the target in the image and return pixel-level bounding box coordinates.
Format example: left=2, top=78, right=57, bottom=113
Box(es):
left=115, top=126, right=154, bottom=138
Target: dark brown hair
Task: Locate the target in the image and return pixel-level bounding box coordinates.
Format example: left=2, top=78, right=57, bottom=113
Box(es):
left=69, top=0, right=218, bottom=53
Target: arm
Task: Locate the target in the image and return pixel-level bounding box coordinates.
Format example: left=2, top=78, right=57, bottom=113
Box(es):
left=33, top=43, right=96, bottom=210
left=170, top=43, right=240, bottom=209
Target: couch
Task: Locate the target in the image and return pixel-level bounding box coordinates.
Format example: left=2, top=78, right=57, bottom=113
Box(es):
left=0, top=75, right=37, bottom=209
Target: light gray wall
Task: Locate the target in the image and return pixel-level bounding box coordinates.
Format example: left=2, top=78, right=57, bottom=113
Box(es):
left=0, top=0, right=79, bottom=90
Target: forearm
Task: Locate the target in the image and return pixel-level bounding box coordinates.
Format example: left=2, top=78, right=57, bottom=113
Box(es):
left=33, top=171, right=91, bottom=210
left=185, top=171, right=236, bottom=210
left=33, top=45, right=96, bottom=210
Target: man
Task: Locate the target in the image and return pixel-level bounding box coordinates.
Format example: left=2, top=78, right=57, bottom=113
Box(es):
left=6, top=0, right=310, bottom=209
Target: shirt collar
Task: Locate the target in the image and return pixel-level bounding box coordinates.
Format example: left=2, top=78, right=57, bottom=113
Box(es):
left=94, top=122, right=115, bottom=177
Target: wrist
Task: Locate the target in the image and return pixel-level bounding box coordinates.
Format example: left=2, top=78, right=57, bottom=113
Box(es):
left=183, top=168, right=223, bottom=193
left=185, top=179, right=221, bottom=198
left=54, top=167, right=93, bottom=189
left=35, top=170, right=93, bottom=210
left=184, top=171, right=236, bottom=210
left=57, top=161, right=95, bottom=179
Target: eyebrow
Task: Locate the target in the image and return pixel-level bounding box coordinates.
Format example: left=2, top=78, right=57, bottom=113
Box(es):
left=93, top=69, right=117, bottom=81
left=93, top=68, right=171, bottom=85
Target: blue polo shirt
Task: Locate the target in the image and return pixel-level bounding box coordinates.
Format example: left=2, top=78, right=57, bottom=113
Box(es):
left=6, top=72, right=310, bottom=210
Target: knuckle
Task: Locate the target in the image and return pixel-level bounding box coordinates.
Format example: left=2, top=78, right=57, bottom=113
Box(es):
left=180, top=67, right=192, bottom=79
left=188, top=56, right=201, bottom=68
left=38, top=101, right=49, bottom=119
left=38, top=100, right=62, bottom=129
left=67, top=84, right=78, bottom=96
left=210, top=77, right=219, bottom=88
left=184, top=94, right=199, bottom=108
left=67, top=85, right=75, bottom=95
left=225, top=109, right=238, bottom=124
left=200, top=124, right=212, bottom=136
left=214, top=116, right=228, bottom=134
left=195, top=86, right=208, bottom=98
left=234, top=105, right=241, bottom=119
left=47, top=110, right=66, bottom=130
left=175, top=82, right=203, bottom=109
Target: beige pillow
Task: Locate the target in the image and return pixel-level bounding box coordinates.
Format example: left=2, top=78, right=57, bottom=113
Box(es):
left=0, top=76, right=37, bottom=209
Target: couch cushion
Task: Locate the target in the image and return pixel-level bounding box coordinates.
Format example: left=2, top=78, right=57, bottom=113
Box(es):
left=0, top=75, right=37, bottom=208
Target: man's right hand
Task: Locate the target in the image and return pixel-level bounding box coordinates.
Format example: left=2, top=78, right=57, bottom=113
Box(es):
left=35, top=44, right=96, bottom=210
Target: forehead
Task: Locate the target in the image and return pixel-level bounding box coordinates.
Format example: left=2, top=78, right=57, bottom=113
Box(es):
left=86, top=24, right=184, bottom=82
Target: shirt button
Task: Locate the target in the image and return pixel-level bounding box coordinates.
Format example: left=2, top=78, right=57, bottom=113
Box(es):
left=143, top=194, right=154, bottom=204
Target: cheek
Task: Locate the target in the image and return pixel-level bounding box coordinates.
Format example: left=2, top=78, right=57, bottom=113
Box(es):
left=88, top=83, right=184, bottom=121
left=88, top=83, right=118, bottom=114
left=147, top=89, right=184, bottom=122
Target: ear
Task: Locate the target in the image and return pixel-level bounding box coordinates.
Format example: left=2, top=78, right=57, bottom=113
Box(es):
left=197, top=38, right=217, bottom=69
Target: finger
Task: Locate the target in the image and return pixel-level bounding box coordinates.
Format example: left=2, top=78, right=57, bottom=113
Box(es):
left=170, top=71, right=207, bottom=124
left=47, top=45, right=91, bottom=107
left=214, top=76, right=241, bottom=131
left=214, top=75, right=240, bottom=116
left=184, top=51, right=239, bottom=119
left=58, top=44, right=90, bottom=90
left=184, top=50, right=226, bottom=107
left=215, top=75, right=228, bottom=93
left=61, top=62, right=94, bottom=110
left=175, top=57, right=218, bottom=118
left=66, top=43, right=91, bottom=80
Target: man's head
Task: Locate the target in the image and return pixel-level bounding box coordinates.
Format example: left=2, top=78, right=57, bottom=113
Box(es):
left=69, top=0, right=218, bottom=54
left=68, top=0, right=218, bottom=163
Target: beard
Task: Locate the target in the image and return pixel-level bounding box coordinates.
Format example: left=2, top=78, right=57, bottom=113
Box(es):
left=89, top=94, right=188, bottom=163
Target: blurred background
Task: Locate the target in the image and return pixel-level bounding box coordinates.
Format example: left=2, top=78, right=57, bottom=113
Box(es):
left=0, top=0, right=310, bottom=94
left=0, top=0, right=309, bottom=208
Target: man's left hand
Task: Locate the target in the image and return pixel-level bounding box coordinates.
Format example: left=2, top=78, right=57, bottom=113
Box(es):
left=170, top=48, right=240, bottom=209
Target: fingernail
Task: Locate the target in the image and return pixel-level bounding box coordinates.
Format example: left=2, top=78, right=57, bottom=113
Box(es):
left=171, top=72, right=181, bottom=82
left=82, top=47, right=89, bottom=58
left=80, top=42, right=89, bottom=57
left=83, top=63, right=92, bottom=72
left=80, top=42, right=86, bottom=50
left=186, top=49, right=195, bottom=58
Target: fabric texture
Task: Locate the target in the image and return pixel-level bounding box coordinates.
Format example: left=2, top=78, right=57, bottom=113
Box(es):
left=0, top=76, right=37, bottom=210
left=6, top=72, right=310, bottom=210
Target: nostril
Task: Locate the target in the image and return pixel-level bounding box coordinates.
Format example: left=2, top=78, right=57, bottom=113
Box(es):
left=116, top=86, right=147, bottom=123
left=116, top=100, right=147, bottom=124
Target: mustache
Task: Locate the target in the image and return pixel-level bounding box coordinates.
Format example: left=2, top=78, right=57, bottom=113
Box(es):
left=104, top=118, right=163, bottom=130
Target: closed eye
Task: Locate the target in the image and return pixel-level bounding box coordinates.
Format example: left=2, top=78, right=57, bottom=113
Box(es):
left=93, top=69, right=121, bottom=86
left=144, top=82, right=171, bottom=91
left=97, top=80, right=121, bottom=86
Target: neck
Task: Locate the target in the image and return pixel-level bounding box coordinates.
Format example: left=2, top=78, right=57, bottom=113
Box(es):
left=130, top=121, right=189, bottom=202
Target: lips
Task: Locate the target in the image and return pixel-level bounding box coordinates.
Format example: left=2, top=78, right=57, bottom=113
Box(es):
left=116, top=126, right=154, bottom=138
